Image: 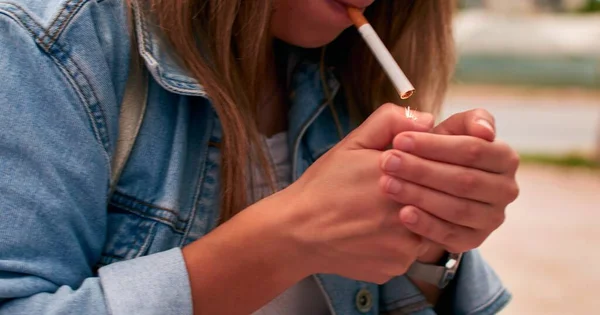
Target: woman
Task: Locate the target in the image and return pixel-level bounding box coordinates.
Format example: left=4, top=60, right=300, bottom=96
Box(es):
left=0, top=0, right=519, bottom=314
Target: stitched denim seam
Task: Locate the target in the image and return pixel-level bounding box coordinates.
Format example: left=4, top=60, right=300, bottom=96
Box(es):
left=113, top=190, right=180, bottom=215
left=384, top=300, right=432, bottom=315
left=133, top=220, right=158, bottom=258
left=162, top=72, right=200, bottom=86
left=44, top=0, right=87, bottom=47
left=382, top=293, right=425, bottom=311
left=109, top=202, right=186, bottom=234
left=0, top=2, right=111, bottom=160
left=40, top=0, right=112, bottom=155
left=179, top=114, right=214, bottom=246
left=109, top=195, right=188, bottom=226
left=101, top=254, right=125, bottom=261
left=133, top=1, right=206, bottom=97
left=466, top=287, right=509, bottom=315
left=48, top=43, right=111, bottom=153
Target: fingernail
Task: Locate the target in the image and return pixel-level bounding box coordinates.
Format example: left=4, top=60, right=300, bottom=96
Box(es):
left=396, top=136, right=414, bottom=152
left=386, top=178, right=403, bottom=194
left=402, top=208, right=418, bottom=225
left=476, top=119, right=495, bottom=134
left=383, top=154, right=402, bottom=172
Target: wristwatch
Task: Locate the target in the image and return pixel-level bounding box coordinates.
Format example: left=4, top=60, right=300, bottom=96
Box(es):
left=406, top=252, right=463, bottom=289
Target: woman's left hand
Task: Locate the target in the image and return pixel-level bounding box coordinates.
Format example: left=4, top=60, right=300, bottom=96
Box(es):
left=379, top=109, right=520, bottom=255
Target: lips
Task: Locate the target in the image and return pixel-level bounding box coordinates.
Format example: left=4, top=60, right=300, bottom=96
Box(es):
left=324, top=0, right=373, bottom=28
left=333, top=0, right=374, bottom=10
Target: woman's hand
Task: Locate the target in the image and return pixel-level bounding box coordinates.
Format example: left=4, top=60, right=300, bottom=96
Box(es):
left=379, top=109, right=520, bottom=254
left=280, top=104, right=435, bottom=284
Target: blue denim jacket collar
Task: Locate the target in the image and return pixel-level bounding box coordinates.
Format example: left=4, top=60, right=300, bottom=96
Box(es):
left=132, top=3, right=343, bottom=100
left=133, top=3, right=344, bottom=179
left=132, top=3, right=206, bottom=97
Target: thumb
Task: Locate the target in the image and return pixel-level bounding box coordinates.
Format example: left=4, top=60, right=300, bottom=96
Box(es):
left=433, top=109, right=496, bottom=142
left=348, top=103, right=434, bottom=150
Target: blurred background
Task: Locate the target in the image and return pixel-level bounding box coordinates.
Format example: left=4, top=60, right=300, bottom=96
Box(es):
left=443, top=0, right=600, bottom=314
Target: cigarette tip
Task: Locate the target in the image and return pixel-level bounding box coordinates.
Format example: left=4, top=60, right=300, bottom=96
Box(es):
left=400, top=90, right=415, bottom=100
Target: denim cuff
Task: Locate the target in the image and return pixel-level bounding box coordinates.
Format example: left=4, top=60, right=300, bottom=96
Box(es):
left=446, top=250, right=512, bottom=315
left=99, top=248, right=193, bottom=315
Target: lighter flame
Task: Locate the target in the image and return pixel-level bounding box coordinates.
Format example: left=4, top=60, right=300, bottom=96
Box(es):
left=405, top=106, right=417, bottom=121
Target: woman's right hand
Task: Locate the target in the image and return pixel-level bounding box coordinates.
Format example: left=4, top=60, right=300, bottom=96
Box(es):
left=281, top=104, right=434, bottom=284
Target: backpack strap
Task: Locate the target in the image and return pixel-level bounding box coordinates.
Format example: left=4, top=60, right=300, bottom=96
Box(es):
left=109, top=43, right=148, bottom=197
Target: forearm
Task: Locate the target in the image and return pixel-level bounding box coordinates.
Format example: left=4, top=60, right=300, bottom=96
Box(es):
left=183, top=190, right=311, bottom=315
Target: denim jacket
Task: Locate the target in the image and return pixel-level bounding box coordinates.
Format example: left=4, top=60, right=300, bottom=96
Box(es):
left=0, top=1, right=511, bottom=314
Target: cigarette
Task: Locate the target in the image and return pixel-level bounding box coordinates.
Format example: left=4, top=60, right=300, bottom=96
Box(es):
left=347, top=7, right=415, bottom=100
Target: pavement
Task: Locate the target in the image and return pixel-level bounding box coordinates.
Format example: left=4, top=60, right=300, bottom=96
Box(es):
left=478, top=165, right=600, bottom=314
left=442, top=85, right=600, bottom=155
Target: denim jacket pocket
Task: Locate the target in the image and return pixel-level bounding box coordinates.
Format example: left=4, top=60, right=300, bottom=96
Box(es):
left=97, top=191, right=189, bottom=269
left=97, top=203, right=159, bottom=268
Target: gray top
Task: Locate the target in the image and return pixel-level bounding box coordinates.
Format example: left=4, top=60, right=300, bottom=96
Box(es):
left=250, top=132, right=331, bottom=315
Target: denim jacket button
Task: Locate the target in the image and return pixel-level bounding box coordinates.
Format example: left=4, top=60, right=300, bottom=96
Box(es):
left=355, top=288, right=373, bottom=313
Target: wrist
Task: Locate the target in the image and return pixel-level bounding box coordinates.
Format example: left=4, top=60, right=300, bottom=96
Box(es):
left=182, top=192, right=312, bottom=315
left=268, top=186, right=321, bottom=275
left=417, top=244, right=447, bottom=264
left=246, top=190, right=315, bottom=278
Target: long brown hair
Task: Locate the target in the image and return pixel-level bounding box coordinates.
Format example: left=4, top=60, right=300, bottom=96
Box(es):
left=140, top=0, right=455, bottom=224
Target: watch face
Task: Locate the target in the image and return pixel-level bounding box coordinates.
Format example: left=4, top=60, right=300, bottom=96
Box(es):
left=439, top=253, right=463, bottom=288
left=448, top=253, right=463, bottom=270
left=445, top=258, right=458, bottom=269
left=440, top=269, right=457, bottom=288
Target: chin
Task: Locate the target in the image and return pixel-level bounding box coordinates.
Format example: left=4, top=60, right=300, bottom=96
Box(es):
left=275, top=27, right=346, bottom=49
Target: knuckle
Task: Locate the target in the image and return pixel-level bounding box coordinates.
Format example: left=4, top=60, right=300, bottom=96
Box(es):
left=446, top=244, right=463, bottom=253
left=469, top=236, right=486, bottom=250
left=507, top=150, right=521, bottom=171
left=450, top=238, right=479, bottom=253
left=456, top=172, right=478, bottom=196
left=505, top=182, right=520, bottom=202
left=493, top=211, right=507, bottom=229
left=497, top=141, right=520, bottom=171
left=397, top=264, right=410, bottom=276
left=455, top=244, right=473, bottom=253
left=465, top=142, right=484, bottom=165
left=509, top=151, right=521, bottom=167
left=395, top=259, right=411, bottom=275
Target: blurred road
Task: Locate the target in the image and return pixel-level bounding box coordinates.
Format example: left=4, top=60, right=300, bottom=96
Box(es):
left=454, top=10, right=600, bottom=88
left=440, top=87, right=600, bottom=313
left=445, top=8, right=600, bottom=315
left=442, top=86, right=600, bottom=155
left=479, top=165, right=600, bottom=314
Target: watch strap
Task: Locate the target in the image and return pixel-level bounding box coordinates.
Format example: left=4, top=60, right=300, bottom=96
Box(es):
left=407, top=252, right=463, bottom=289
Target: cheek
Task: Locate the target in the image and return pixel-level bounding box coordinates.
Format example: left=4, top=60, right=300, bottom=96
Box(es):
left=271, top=0, right=352, bottom=48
